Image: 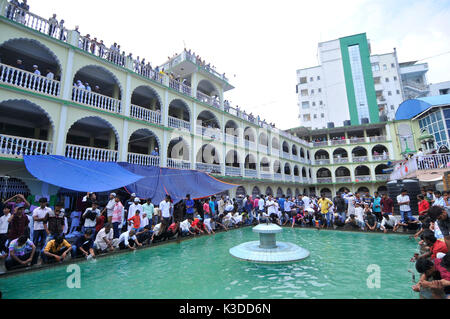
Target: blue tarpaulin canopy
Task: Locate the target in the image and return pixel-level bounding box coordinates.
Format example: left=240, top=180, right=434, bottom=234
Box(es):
left=23, top=155, right=144, bottom=192
left=118, top=163, right=238, bottom=204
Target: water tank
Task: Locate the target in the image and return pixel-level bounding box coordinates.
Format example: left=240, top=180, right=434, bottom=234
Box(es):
left=327, top=122, right=335, bottom=129
left=344, top=120, right=352, bottom=126
left=387, top=179, right=421, bottom=216
left=379, top=114, right=388, bottom=122
left=361, top=118, right=370, bottom=124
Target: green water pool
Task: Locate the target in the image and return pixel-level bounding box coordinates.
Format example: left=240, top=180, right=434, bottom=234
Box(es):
left=0, top=227, right=420, bottom=299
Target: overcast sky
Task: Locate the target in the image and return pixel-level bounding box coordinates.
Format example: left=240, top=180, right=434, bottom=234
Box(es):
left=32, top=0, right=450, bottom=130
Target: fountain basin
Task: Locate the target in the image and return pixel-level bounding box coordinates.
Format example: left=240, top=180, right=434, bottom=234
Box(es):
left=229, top=223, right=310, bottom=264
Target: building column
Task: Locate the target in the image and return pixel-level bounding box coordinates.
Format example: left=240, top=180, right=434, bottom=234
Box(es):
left=123, top=74, right=132, bottom=116
left=120, top=120, right=129, bottom=162
left=163, top=89, right=169, bottom=127
left=161, top=130, right=168, bottom=167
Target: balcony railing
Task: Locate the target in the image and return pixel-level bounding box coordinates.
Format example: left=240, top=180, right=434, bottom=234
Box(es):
left=282, top=152, right=290, bottom=159
left=196, top=163, right=222, bottom=174
left=349, top=137, right=366, bottom=144
left=355, top=175, right=372, bottom=182
left=370, top=136, right=387, bottom=143
left=78, top=36, right=126, bottom=67
left=130, top=104, right=161, bottom=124
left=245, top=169, right=258, bottom=178
left=167, top=158, right=191, bottom=170
left=65, top=144, right=118, bottom=162
left=317, top=177, right=332, bottom=184
left=196, top=127, right=222, bottom=141
left=336, top=177, right=352, bottom=183
left=373, top=154, right=389, bottom=161
left=294, top=176, right=301, bottom=183
left=313, top=141, right=328, bottom=147
left=169, top=78, right=191, bottom=97
left=134, top=65, right=164, bottom=85
left=0, top=63, right=60, bottom=96
left=244, top=140, right=256, bottom=150
left=274, top=173, right=283, bottom=181
left=225, top=166, right=242, bottom=177
left=315, top=159, right=330, bottom=165
left=72, top=87, right=121, bottom=113
left=334, top=157, right=349, bottom=164
left=353, top=156, right=368, bottom=163
left=0, top=134, right=52, bottom=157
left=375, top=174, right=390, bottom=181
left=331, top=139, right=347, bottom=146
left=259, top=145, right=268, bottom=154
left=196, top=91, right=221, bottom=109
left=3, top=4, right=68, bottom=42
left=168, top=116, right=190, bottom=132
left=271, top=148, right=281, bottom=157
left=417, top=154, right=450, bottom=170
left=225, top=134, right=239, bottom=145
left=260, top=172, right=273, bottom=180
left=127, top=153, right=160, bottom=167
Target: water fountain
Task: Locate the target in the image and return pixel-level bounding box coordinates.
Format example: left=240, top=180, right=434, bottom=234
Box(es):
left=229, top=223, right=310, bottom=264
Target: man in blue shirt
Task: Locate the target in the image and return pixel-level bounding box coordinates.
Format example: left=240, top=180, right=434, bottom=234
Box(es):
left=185, top=194, right=194, bottom=220
left=278, top=195, right=286, bottom=214
left=372, top=192, right=382, bottom=222
left=209, top=196, right=216, bottom=217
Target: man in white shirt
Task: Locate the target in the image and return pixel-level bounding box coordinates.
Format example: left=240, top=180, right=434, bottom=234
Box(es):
left=180, top=218, right=194, bottom=236
left=159, top=195, right=172, bottom=224
left=0, top=205, right=11, bottom=253
left=32, top=65, right=41, bottom=75
left=302, top=195, right=311, bottom=209
left=433, top=191, right=445, bottom=207
left=118, top=229, right=141, bottom=250
left=353, top=203, right=365, bottom=230
left=32, top=198, right=52, bottom=248
left=397, top=189, right=412, bottom=223
left=102, top=192, right=116, bottom=224
left=257, top=196, right=265, bottom=218
left=46, top=69, right=54, bottom=80
left=94, top=223, right=119, bottom=252
left=265, top=195, right=277, bottom=223
left=127, top=197, right=143, bottom=231
left=380, top=214, right=400, bottom=233
left=82, top=202, right=100, bottom=236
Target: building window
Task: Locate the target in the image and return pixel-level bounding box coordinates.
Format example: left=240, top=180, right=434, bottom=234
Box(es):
left=419, top=110, right=448, bottom=147
left=310, top=77, right=314, bottom=82
left=391, top=63, right=395, bottom=68
left=374, top=77, right=381, bottom=84
left=312, top=102, right=316, bottom=106
left=302, top=101, right=310, bottom=109
left=396, top=90, right=400, bottom=95
left=319, top=101, right=323, bottom=106
left=299, top=77, right=307, bottom=84
left=301, top=89, right=308, bottom=96
left=317, top=76, right=321, bottom=80
left=318, top=88, right=322, bottom=93
left=371, top=63, right=380, bottom=72
left=313, top=114, right=317, bottom=119
left=303, top=114, right=311, bottom=121
left=385, top=78, right=389, bottom=83
left=311, top=89, right=314, bottom=95
left=391, top=105, right=395, bottom=110
left=394, top=76, right=397, bottom=81
left=388, top=91, right=392, bottom=96
left=383, top=64, right=387, bottom=70
left=348, top=45, right=370, bottom=123
left=321, top=113, right=325, bottom=118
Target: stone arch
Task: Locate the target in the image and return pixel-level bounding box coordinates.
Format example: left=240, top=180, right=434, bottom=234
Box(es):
left=66, top=115, right=120, bottom=148
left=72, top=64, right=123, bottom=98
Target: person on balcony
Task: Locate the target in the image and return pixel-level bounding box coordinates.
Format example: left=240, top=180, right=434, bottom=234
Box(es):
left=151, top=148, right=159, bottom=156
left=45, top=69, right=54, bottom=80
left=17, top=0, right=29, bottom=23
left=15, top=59, right=24, bottom=70
left=32, top=65, right=40, bottom=75
left=6, top=0, right=20, bottom=20
left=48, top=14, right=59, bottom=37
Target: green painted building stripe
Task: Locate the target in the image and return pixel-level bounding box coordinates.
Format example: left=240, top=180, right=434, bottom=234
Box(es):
left=340, top=33, right=379, bottom=125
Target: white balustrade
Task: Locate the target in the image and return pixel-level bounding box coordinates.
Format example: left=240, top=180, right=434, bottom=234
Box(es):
left=315, top=159, right=331, bottom=165
left=353, top=156, right=368, bottom=163
left=127, top=153, right=160, bottom=167
left=331, top=139, right=347, bottom=146
left=334, top=157, right=349, bottom=164
left=225, top=166, right=242, bottom=177
left=225, top=134, right=239, bottom=145
left=375, top=174, right=390, bottom=181
left=65, top=144, right=118, bottom=162
left=0, top=63, right=60, bottom=96
left=196, top=91, right=221, bottom=109
left=72, top=87, right=121, bottom=113
left=244, top=140, right=256, bottom=150
left=196, top=126, right=221, bottom=140
left=317, top=177, right=332, bottom=184
left=130, top=104, right=161, bottom=124
left=0, top=134, right=52, bottom=157
left=259, top=144, right=268, bottom=154
left=350, top=137, right=366, bottom=144
left=4, top=4, right=68, bottom=42
left=167, top=158, right=191, bottom=170
left=355, top=175, right=372, bottom=182
left=195, top=162, right=222, bottom=174
left=260, top=172, right=273, bottom=180
left=245, top=169, right=257, bottom=178
left=313, top=141, right=328, bottom=147
left=274, top=173, right=283, bottom=181
left=370, top=136, right=387, bottom=143
left=336, top=177, right=352, bottom=183
left=168, top=116, right=190, bottom=132
left=417, top=154, right=450, bottom=170
left=373, top=154, right=389, bottom=161
left=78, top=36, right=126, bottom=67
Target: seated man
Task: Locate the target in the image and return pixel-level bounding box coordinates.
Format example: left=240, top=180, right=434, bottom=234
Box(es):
left=71, top=229, right=95, bottom=259
left=291, top=211, right=304, bottom=228
left=191, top=218, right=210, bottom=235
left=5, top=235, right=39, bottom=270
left=365, top=211, right=381, bottom=232
left=380, top=214, right=400, bottom=233
left=42, top=234, right=72, bottom=264
left=412, top=258, right=446, bottom=299
left=344, top=214, right=361, bottom=230
left=94, top=223, right=119, bottom=253
left=180, top=218, right=195, bottom=236
left=416, top=230, right=448, bottom=260
left=213, top=214, right=228, bottom=231
left=135, top=225, right=153, bottom=245
left=398, top=216, right=422, bottom=233
left=166, top=221, right=181, bottom=239
left=118, top=229, right=142, bottom=250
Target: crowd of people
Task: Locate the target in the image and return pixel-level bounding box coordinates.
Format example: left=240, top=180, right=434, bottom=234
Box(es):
left=0, top=186, right=449, bottom=298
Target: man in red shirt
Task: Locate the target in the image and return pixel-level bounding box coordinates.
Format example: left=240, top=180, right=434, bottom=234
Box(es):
left=418, top=230, right=448, bottom=260
left=380, top=193, right=394, bottom=215
left=418, top=194, right=430, bottom=216
left=191, top=218, right=209, bottom=234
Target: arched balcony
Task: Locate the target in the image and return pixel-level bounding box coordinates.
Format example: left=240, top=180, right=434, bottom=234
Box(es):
left=372, top=145, right=389, bottom=161
left=273, top=160, right=282, bottom=181
left=287, top=188, right=293, bottom=198
left=315, top=149, right=330, bottom=165
left=282, top=141, right=290, bottom=159
left=259, top=132, right=269, bottom=154
left=65, top=117, right=118, bottom=162
left=196, top=79, right=221, bottom=109
left=225, top=150, right=241, bottom=177
left=272, top=136, right=280, bottom=155
left=224, top=120, right=239, bottom=145
left=276, top=187, right=283, bottom=198
left=167, top=137, right=190, bottom=169
left=266, top=186, right=273, bottom=196
left=72, top=65, right=122, bottom=113
left=320, top=188, right=332, bottom=198
left=316, top=168, right=332, bottom=184
left=335, top=166, right=351, bottom=183
left=284, top=163, right=292, bottom=182
left=333, top=148, right=349, bottom=164
left=127, top=129, right=160, bottom=167
left=292, top=145, right=298, bottom=160
left=0, top=100, right=54, bottom=158
left=293, top=165, right=300, bottom=183
left=375, top=164, right=390, bottom=181
left=244, top=127, right=256, bottom=150
left=0, top=38, right=62, bottom=96
left=244, top=154, right=257, bottom=178
left=168, top=99, right=191, bottom=132
left=197, top=110, right=221, bottom=141
left=352, top=147, right=368, bottom=162
left=252, top=186, right=261, bottom=198
left=260, top=157, right=272, bottom=180
left=129, top=86, right=162, bottom=125
left=355, top=165, right=371, bottom=182
left=196, top=144, right=221, bottom=174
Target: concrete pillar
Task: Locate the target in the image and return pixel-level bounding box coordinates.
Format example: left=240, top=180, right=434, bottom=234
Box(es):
left=55, top=105, right=68, bottom=155
left=0, top=0, right=8, bottom=16
left=192, top=73, right=198, bottom=99
left=123, top=74, right=132, bottom=116
left=109, top=130, right=116, bottom=150
left=161, top=131, right=168, bottom=167
left=120, top=120, right=129, bottom=162
left=163, top=90, right=169, bottom=127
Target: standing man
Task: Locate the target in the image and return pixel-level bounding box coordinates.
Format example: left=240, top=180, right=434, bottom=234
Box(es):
left=333, top=192, right=347, bottom=222
left=102, top=192, right=116, bottom=224
left=111, top=195, right=123, bottom=239
left=7, top=206, right=29, bottom=242
left=48, top=14, right=58, bottom=37
left=142, top=198, right=155, bottom=228
left=372, top=192, right=382, bottom=222
left=185, top=195, right=194, bottom=220
left=32, top=198, right=51, bottom=249
left=82, top=201, right=100, bottom=238
left=218, top=195, right=226, bottom=218
left=265, top=195, right=278, bottom=223
left=44, top=202, right=65, bottom=239
left=381, top=193, right=394, bottom=216
left=397, top=189, right=412, bottom=223
left=318, top=194, right=333, bottom=228
left=159, top=195, right=172, bottom=225
left=127, top=197, right=143, bottom=231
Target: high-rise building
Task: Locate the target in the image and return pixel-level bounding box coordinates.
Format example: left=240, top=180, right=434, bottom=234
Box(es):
left=296, top=33, right=430, bottom=129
